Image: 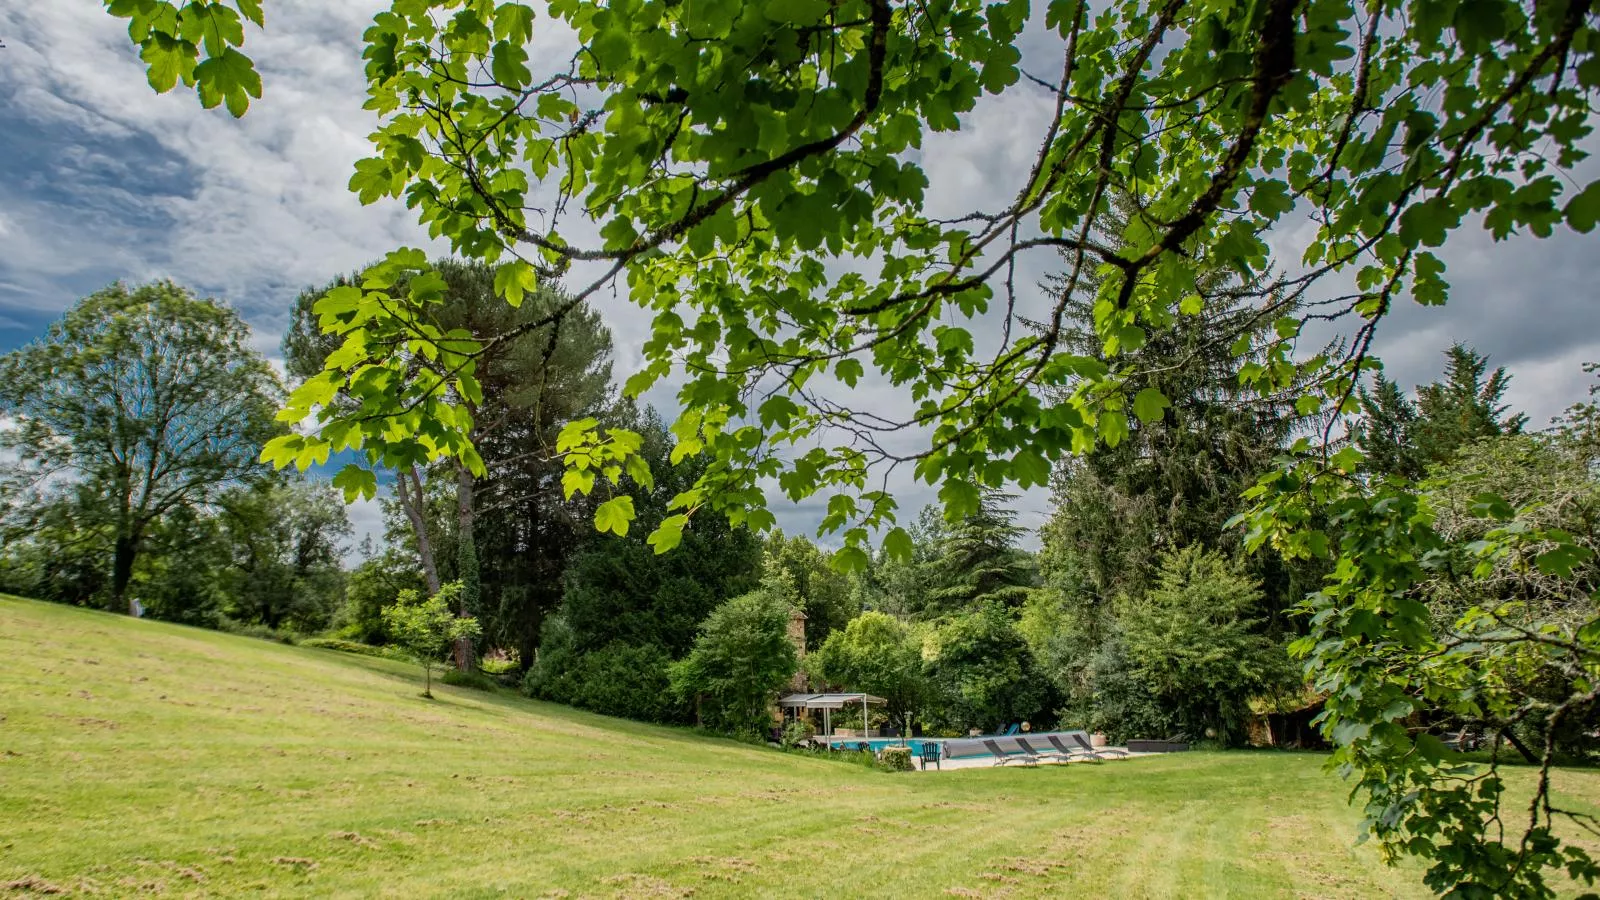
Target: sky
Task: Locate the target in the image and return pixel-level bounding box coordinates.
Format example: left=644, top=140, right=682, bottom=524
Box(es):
left=2, top=3, right=1597, bottom=558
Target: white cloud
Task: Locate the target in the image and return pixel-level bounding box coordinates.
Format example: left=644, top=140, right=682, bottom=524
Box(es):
left=342, top=493, right=387, bottom=565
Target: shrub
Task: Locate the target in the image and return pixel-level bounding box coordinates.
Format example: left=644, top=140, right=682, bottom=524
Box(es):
left=878, top=746, right=914, bottom=771
left=524, top=624, right=684, bottom=723
left=301, top=637, right=398, bottom=659
left=218, top=618, right=299, bottom=645
left=780, top=720, right=815, bottom=749
left=479, top=655, right=519, bottom=676
left=924, top=601, right=1051, bottom=734
left=439, top=669, right=498, bottom=692
left=669, top=577, right=799, bottom=738
left=568, top=642, right=680, bottom=722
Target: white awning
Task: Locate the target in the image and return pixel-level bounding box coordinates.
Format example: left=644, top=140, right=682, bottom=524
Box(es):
left=777, top=692, right=887, bottom=709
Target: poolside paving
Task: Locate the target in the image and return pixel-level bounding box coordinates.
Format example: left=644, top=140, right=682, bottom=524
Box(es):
left=915, top=746, right=1149, bottom=771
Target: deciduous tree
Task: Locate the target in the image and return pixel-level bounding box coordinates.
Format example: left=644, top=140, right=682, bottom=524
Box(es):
left=807, top=611, right=929, bottom=735
left=0, top=281, right=282, bottom=612
left=383, top=582, right=481, bottom=699
left=669, top=574, right=799, bottom=737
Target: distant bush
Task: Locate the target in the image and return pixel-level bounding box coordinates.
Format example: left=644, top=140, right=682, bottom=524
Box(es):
left=479, top=655, right=519, bottom=676
left=218, top=618, right=299, bottom=645
left=544, top=642, right=681, bottom=723
left=669, top=580, right=798, bottom=738
left=780, top=720, right=815, bottom=749
left=440, top=669, right=498, bottom=692
left=878, top=746, right=913, bottom=772
left=301, top=637, right=402, bottom=660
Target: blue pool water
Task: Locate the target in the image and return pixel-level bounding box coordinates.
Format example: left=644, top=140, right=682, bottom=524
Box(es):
left=826, top=730, right=1093, bottom=759
left=825, top=737, right=936, bottom=754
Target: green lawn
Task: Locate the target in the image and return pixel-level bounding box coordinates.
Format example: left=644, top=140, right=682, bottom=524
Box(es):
left=0, top=596, right=1584, bottom=898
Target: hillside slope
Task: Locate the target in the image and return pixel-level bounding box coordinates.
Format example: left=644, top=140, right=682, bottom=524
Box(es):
left=0, top=596, right=1435, bottom=898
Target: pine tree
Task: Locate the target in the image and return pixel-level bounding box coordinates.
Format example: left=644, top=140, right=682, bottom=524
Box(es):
left=1354, top=343, right=1527, bottom=480
left=1413, top=342, right=1527, bottom=466
left=922, top=491, right=1036, bottom=616
left=1354, top=373, right=1425, bottom=480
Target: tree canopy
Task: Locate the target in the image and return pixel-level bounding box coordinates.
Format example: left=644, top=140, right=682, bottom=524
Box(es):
left=0, top=281, right=282, bottom=611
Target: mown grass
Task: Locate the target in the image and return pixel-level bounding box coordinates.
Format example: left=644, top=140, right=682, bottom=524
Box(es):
left=0, top=595, right=1588, bottom=898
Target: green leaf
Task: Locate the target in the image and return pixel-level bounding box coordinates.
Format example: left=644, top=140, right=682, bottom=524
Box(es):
left=193, top=46, right=261, bottom=117
left=259, top=434, right=302, bottom=468
left=1470, top=493, right=1515, bottom=521
left=332, top=464, right=378, bottom=502
left=1414, top=733, right=1447, bottom=763
left=1012, top=450, right=1050, bottom=488
left=833, top=545, right=870, bottom=573
left=561, top=467, right=595, bottom=500
left=939, top=478, right=981, bottom=519
left=594, top=495, right=636, bottom=536
left=140, top=33, right=192, bottom=94
left=624, top=453, right=654, bottom=491
left=835, top=358, right=865, bottom=387
left=556, top=417, right=598, bottom=452
left=236, top=0, right=265, bottom=27
left=648, top=514, right=688, bottom=554
left=491, top=40, right=531, bottom=89
left=1536, top=543, right=1594, bottom=577
left=607, top=428, right=644, bottom=455
left=882, top=526, right=914, bottom=562
left=1131, top=388, right=1170, bottom=424
left=494, top=260, right=537, bottom=307
left=1099, top=410, right=1130, bottom=447
left=759, top=395, right=801, bottom=430
left=493, top=2, right=535, bottom=42
left=1564, top=182, right=1600, bottom=233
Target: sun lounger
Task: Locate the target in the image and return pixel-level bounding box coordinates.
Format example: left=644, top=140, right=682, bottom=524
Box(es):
left=1014, top=737, right=1069, bottom=763
left=983, top=738, right=1037, bottom=766
left=1048, top=732, right=1128, bottom=760
left=1046, top=733, right=1098, bottom=760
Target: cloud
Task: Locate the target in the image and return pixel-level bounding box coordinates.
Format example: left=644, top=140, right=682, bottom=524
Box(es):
left=0, top=2, right=428, bottom=338
left=342, top=493, right=387, bottom=566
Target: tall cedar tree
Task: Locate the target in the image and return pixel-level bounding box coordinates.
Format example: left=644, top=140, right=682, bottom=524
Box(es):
left=921, top=491, right=1036, bottom=617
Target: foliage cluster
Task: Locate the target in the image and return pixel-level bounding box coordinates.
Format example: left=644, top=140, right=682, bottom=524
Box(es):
left=669, top=574, right=801, bottom=738
left=382, top=582, right=481, bottom=698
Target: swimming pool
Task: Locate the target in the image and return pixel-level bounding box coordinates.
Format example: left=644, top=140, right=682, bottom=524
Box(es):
left=825, top=737, right=937, bottom=755
left=826, top=730, right=1094, bottom=759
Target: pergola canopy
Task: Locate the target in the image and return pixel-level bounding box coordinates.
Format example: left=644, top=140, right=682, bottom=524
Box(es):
left=778, top=692, right=887, bottom=709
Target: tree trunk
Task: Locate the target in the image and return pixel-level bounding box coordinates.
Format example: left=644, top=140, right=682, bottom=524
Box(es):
left=112, top=531, right=139, bottom=615
left=452, top=461, right=480, bottom=672
left=1500, top=726, right=1541, bottom=766
left=396, top=466, right=443, bottom=595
